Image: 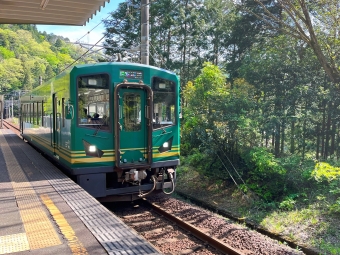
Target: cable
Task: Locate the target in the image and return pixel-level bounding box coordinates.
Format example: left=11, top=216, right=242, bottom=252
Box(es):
left=54, top=10, right=130, bottom=77
left=138, top=175, right=157, bottom=197
left=220, top=148, right=247, bottom=185
left=161, top=168, right=175, bottom=195
left=58, top=33, right=107, bottom=74
left=199, top=132, right=250, bottom=198
left=75, top=14, right=112, bottom=43
left=51, top=0, right=181, bottom=79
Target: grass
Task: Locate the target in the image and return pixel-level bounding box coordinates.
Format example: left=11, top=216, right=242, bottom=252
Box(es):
left=318, top=240, right=340, bottom=255
left=175, top=167, right=340, bottom=255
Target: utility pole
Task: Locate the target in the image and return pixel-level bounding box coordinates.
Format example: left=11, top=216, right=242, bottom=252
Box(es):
left=141, top=0, right=149, bottom=65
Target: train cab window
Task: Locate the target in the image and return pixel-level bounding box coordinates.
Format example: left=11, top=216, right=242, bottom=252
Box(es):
left=152, top=77, right=176, bottom=129
left=77, top=74, right=110, bottom=130
left=123, top=93, right=141, bottom=132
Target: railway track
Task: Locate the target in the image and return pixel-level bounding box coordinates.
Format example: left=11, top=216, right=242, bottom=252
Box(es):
left=148, top=199, right=242, bottom=255
left=2, top=119, right=21, bottom=135
left=109, top=200, right=226, bottom=255
left=108, top=194, right=303, bottom=255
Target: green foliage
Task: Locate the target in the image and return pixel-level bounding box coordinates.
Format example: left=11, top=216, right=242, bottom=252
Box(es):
left=279, top=194, right=298, bottom=211
left=329, top=198, right=340, bottom=214
left=0, top=46, right=14, bottom=59
left=182, top=63, right=229, bottom=155
left=0, top=25, right=100, bottom=95
left=245, top=147, right=286, bottom=176
left=312, top=162, right=340, bottom=182
left=185, top=148, right=212, bottom=174
left=243, top=147, right=287, bottom=201
left=310, top=162, right=340, bottom=215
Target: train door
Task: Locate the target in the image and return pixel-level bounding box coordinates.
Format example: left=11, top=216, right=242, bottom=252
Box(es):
left=114, top=83, right=152, bottom=169
left=51, top=93, right=61, bottom=155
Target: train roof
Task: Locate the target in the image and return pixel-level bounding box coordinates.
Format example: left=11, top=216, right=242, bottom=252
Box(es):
left=72, top=62, right=176, bottom=75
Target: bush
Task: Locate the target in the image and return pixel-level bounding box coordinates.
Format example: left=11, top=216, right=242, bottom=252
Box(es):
left=277, top=155, right=315, bottom=193
left=312, top=162, right=340, bottom=214
left=279, top=194, right=299, bottom=211
left=329, top=198, right=340, bottom=214
left=242, top=147, right=287, bottom=201
left=312, top=162, right=340, bottom=182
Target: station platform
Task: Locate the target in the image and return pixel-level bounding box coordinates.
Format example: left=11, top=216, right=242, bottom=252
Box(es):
left=0, top=129, right=160, bottom=255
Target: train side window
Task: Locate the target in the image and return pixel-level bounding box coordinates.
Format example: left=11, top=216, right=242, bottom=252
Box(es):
left=77, top=73, right=110, bottom=130
left=152, top=77, right=176, bottom=129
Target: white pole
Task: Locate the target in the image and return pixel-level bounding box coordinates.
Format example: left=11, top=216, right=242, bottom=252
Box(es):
left=141, top=0, right=149, bottom=65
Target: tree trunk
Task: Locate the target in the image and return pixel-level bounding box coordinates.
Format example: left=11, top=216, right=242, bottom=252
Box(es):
left=321, top=101, right=326, bottom=159
left=290, top=120, right=295, bottom=154
left=325, top=102, right=332, bottom=159
left=302, top=118, right=306, bottom=160
left=331, top=118, right=336, bottom=157
left=167, top=29, right=171, bottom=64
left=337, top=123, right=340, bottom=160
left=316, top=123, right=320, bottom=160
left=275, top=122, right=280, bottom=157
left=281, top=120, right=285, bottom=154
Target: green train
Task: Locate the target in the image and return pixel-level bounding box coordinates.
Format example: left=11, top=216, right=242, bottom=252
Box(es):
left=20, top=62, right=180, bottom=201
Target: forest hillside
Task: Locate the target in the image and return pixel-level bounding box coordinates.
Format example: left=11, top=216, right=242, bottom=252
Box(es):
left=0, top=24, right=99, bottom=98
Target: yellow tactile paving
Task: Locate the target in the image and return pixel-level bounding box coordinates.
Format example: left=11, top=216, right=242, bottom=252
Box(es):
left=0, top=132, right=62, bottom=251
left=41, top=194, right=89, bottom=255
left=0, top=233, right=29, bottom=254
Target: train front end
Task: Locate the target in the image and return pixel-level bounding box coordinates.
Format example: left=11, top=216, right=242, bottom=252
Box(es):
left=71, top=63, right=180, bottom=201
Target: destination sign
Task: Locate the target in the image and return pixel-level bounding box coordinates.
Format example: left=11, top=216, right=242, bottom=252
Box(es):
left=119, top=70, right=143, bottom=80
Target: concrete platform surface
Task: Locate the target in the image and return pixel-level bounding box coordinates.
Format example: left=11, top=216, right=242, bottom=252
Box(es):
left=0, top=129, right=160, bottom=255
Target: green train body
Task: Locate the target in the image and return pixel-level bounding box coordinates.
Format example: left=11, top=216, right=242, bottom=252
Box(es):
left=20, top=62, right=180, bottom=201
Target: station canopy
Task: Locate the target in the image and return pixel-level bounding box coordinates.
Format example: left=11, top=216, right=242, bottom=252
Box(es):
left=0, top=0, right=110, bottom=26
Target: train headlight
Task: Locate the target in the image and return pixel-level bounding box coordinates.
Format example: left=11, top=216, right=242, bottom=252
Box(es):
left=158, top=137, right=173, bottom=153
left=82, top=139, right=104, bottom=158
left=89, top=145, right=97, bottom=152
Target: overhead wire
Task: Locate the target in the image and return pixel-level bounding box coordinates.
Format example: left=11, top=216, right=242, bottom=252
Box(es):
left=56, top=0, right=186, bottom=76
left=57, top=6, right=130, bottom=76
left=75, top=14, right=112, bottom=43
left=73, top=0, right=151, bottom=65
left=75, top=0, right=185, bottom=70
left=59, top=0, right=140, bottom=74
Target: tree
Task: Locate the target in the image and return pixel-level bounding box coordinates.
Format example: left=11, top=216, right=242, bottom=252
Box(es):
left=183, top=63, right=228, bottom=150
left=246, top=0, right=340, bottom=83
left=0, top=25, right=98, bottom=94
left=103, top=1, right=140, bottom=60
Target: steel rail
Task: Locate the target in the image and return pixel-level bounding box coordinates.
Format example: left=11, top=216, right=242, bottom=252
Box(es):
left=147, top=200, right=246, bottom=255
left=3, top=120, right=20, bottom=133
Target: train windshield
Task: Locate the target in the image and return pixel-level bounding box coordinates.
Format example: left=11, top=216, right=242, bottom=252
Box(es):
left=152, top=77, right=176, bottom=129
left=77, top=73, right=110, bottom=130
